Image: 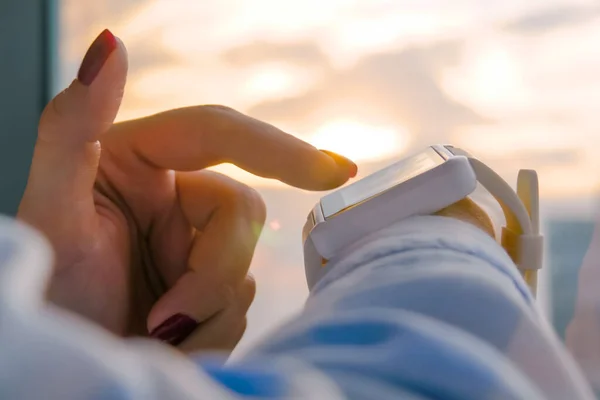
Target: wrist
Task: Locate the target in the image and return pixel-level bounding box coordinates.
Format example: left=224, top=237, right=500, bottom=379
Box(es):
left=434, top=197, right=496, bottom=239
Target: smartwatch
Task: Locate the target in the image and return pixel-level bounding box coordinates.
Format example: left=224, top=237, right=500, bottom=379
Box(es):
left=302, top=144, right=543, bottom=296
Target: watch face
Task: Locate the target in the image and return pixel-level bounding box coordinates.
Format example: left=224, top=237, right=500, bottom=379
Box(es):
left=320, top=147, right=445, bottom=218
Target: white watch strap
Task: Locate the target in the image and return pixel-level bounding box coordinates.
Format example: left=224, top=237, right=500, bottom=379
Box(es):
left=516, top=170, right=541, bottom=294
left=450, top=147, right=543, bottom=296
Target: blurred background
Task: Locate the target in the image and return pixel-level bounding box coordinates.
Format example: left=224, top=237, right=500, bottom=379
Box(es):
left=2, top=0, right=600, bottom=355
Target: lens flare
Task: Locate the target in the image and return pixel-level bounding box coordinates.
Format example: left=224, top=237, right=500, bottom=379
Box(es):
left=269, top=220, right=282, bottom=231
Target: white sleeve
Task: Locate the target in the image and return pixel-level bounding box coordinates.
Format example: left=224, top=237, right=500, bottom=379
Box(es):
left=0, top=217, right=340, bottom=399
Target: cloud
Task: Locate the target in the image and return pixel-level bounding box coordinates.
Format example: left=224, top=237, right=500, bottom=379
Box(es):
left=244, top=40, right=487, bottom=147
left=222, top=40, right=329, bottom=68
left=127, top=40, right=181, bottom=74
left=504, top=4, right=600, bottom=34
left=487, top=148, right=582, bottom=167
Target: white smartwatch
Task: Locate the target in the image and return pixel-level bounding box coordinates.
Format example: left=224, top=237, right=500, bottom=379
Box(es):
left=302, top=144, right=543, bottom=296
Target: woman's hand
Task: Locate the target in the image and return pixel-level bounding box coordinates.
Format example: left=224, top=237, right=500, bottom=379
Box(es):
left=17, top=29, right=356, bottom=351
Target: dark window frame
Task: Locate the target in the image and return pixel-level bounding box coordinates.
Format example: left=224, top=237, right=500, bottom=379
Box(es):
left=0, top=0, right=55, bottom=215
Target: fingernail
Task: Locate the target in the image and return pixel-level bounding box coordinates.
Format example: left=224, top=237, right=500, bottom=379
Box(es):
left=77, top=29, right=118, bottom=86
left=149, top=314, right=199, bottom=346
left=320, top=150, right=358, bottom=178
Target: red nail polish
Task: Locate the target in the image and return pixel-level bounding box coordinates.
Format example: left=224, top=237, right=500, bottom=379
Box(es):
left=77, top=29, right=118, bottom=86
left=149, top=314, right=199, bottom=346
left=349, top=163, right=358, bottom=178
left=320, top=150, right=358, bottom=178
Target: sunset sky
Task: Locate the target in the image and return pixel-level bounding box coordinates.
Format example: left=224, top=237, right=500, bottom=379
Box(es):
left=57, top=0, right=600, bottom=352
left=57, top=0, right=600, bottom=199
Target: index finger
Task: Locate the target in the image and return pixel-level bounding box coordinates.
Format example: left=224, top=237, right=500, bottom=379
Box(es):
left=117, top=105, right=357, bottom=190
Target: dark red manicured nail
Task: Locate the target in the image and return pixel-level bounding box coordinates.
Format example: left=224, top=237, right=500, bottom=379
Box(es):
left=149, top=314, right=199, bottom=346
left=320, top=150, right=358, bottom=178
left=77, top=29, right=118, bottom=86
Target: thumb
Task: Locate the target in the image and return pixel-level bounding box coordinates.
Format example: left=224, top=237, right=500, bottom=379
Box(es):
left=19, top=29, right=127, bottom=225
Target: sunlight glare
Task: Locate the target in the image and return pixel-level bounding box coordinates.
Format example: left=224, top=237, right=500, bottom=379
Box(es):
left=246, top=68, right=294, bottom=97
left=442, top=38, right=532, bottom=117
left=308, top=120, right=408, bottom=162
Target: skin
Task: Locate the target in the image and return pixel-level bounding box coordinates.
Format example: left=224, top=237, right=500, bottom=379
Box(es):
left=17, top=34, right=356, bottom=352
left=435, top=197, right=496, bottom=238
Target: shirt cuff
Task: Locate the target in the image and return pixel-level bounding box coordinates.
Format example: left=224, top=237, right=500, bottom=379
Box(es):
left=310, top=215, right=533, bottom=304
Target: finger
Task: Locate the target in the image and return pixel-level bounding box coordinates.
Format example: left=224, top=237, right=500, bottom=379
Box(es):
left=151, top=275, right=256, bottom=352
left=18, top=29, right=127, bottom=226
left=147, top=171, right=264, bottom=339
left=178, top=276, right=255, bottom=353
left=119, top=105, right=357, bottom=190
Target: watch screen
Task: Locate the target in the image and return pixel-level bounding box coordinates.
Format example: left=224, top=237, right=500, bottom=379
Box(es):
left=320, top=147, right=445, bottom=218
